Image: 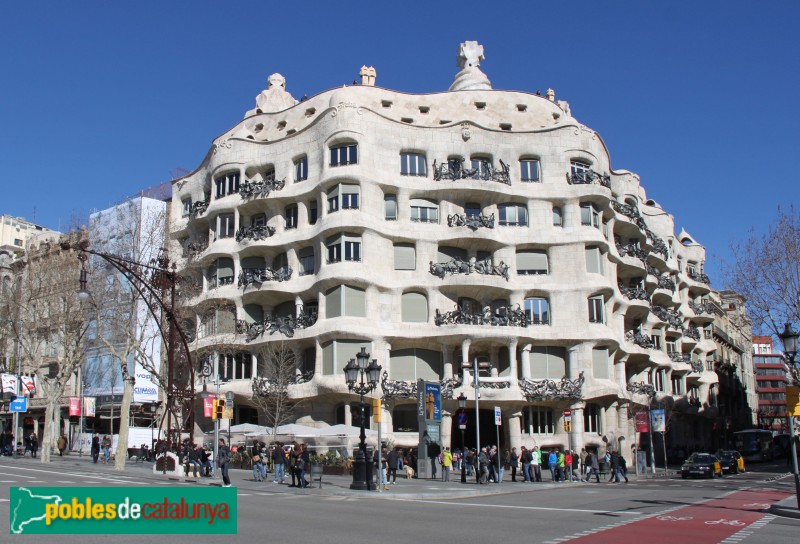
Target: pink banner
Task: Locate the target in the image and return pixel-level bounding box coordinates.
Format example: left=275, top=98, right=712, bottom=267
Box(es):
left=634, top=411, right=649, bottom=432
left=69, top=397, right=81, bottom=417
left=203, top=394, right=217, bottom=418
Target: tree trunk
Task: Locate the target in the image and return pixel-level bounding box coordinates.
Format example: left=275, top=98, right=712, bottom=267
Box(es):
left=40, top=395, right=56, bottom=464
left=115, top=377, right=134, bottom=471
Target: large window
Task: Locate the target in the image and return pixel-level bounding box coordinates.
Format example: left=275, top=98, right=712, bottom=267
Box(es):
left=592, top=347, right=610, bottom=379
left=552, top=206, right=563, bottom=227
left=401, top=292, right=427, bottom=322
left=470, top=156, right=491, bottom=179
left=588, top=295, right=605, bottom=323
left=219, top=353, right=252, bottom=381
left=216, top=213, right=235, bottom=240
left=584, top=404, right=602, bottom=434
left=330, top=143, right=358, bottom=166
left=285, top=204, right=298, bottom=229
left=410, top=198, right=439, bottom=223
left=524, top=297, right=550, bottom=325
left=570, top=160, right=591, bottom=182
left=529, top=346, right=565, bottom=379
left=526, top=406, right=554, bottom=435
left=325, top=285, right=366, bottom=318
left=199, top=306, right=236, bottom=338
left=671, top=374, right=684, bottom=395
left=321, top=339, right=370, bottom=375
left=585, top=246, right=604, bottom=274
left=308, top=200, right=318, bottom=225
left=498, top=204, right=528, bottom=226
left=327, top=184, right=360, bottom=212
left=389, top=348, right=442, bottom=381
left=400, top=153, right=427, bottom=177
left=208, top=258, right=234, bottom=289
left=394, top=243, right=416, bottom=270
left=182, top=198, right=192, bottom=217
left=294, top=156, right=308, bottom=181
left=520, top=159, right=540, bottom=182
left=580, top=202, right=601, bottom=228
left=384, top=194, right=397, bottom=220
left=215, top=172, right=240, bottom=198
left=298, top=247, right=315, bottom=276
left=516, top=249, right=548, bottom=275
left=327, top=233, right=361, bottom=263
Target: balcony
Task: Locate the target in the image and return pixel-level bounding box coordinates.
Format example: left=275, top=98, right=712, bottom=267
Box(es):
left=186, top=239, right=208, bottom=261
left=519, top=372, right=584, bottom=401
left=687, top=269, right=711, bottom=285
left=447, top=213, right=495, bottom=230
left=235, top=224, right=276, bottom=242
left=188, top=200, right=209, bottom=217
left=434, top=304, right=528, bottom=327
left=430, top=257, right=509, bottom=281
left=651, top=305, right=684, bottom=330
left=618, top=283, right=651, bottom=302
left=235, top=308, right=317, bottom=340
left=625, top=330, right=654, bottom=349
left=380, top=372, right=463, bottom=400
left=237, top=266, right=292, bottom=287
left=615, top=240, right=648, bottom=262
left=433, top=159, right=510, bottom=185
left=684, top=325, right=701, bottom=341
left=239, top=175, right=286, bottom=199
left=669, top=352, right=692, bottom=364
left=567, top=170, right=611, bottom=188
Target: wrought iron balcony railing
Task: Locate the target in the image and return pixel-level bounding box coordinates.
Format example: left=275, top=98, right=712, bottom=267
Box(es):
left=689, top=301, right=714, bottom=315
left=615, top=240, right=648, bottom=262
left=656, top=274, right=676, bottom=292
left=684, top=325, right=701, bottom=340
left=434, top=304, right=528, bottom=327
left=687, top=269, right=711, bottom=285
left=186, top=239, right=208, bottom=261
left=235, top=309, right=317, bottom=341
left=669, top=352, right=692, bottom=363
left=651, top=305, right=684, bottom=329
left=235, top=224, right=276, bottom=242
left=380, top=372, right=464, bottom=400
left=433, top=159, right=510, bottom=185
left=188, top=200, right=209, bottom=217
left=447, top=213, right=495, bottom=230
left=208, top=276, right=234, bottom=289
left=618, top=283, right=650, bottom=301
left=252, top=371, right=314, bottom=397
left=691, top=360, right=705, bottom=373
left=626, top=330, right=654, bottom=349
left=566, top=170, right=611, bottom=188
left=626, top=381, right=655, bottom=398
left=519, top=372, right=584, bottom=401
left=239, top=175, right=286, bottom=199
left=429, top=257, right=509, bottom=281
left=237, top=266, right=292, bottom=287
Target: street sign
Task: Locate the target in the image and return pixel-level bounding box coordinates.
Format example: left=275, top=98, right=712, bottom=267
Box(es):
left=494, top=406, right=502, bottom=426
left=456, top=410, right=467, bottom=430
left=787, top=386, right=800, bottom=416
left=563, top=409, right=572, bottom=422
left=9, top=396, right=27, bottom=412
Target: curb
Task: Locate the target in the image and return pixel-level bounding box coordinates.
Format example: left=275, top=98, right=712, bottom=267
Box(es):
left=768, top=505, right=800, bottom=520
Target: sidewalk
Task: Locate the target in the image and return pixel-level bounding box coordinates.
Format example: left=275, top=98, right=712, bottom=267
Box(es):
left=2, top=455, right=633, bottom=500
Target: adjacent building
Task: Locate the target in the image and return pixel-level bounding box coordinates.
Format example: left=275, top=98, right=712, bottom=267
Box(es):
left=753, top=335, right=791, bottom=432
left=169, top=42, right=741, bottom=460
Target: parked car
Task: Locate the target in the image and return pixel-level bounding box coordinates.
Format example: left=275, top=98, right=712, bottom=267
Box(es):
left=681, top=453, right=722, bottom=479
left=715, top=450, right=745, bottom=474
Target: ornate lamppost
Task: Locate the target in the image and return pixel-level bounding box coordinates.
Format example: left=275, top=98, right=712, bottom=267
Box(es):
left=343, top=347, right=381, bottom=490
left=457, top=392, right=467, bottom=483
left=778, top=322, right=800, bottom=509
left=61, top=239, right=195, bottom=470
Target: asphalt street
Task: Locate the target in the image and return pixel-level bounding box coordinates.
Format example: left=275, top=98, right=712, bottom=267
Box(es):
left=1, top=455, right=798, bottom=544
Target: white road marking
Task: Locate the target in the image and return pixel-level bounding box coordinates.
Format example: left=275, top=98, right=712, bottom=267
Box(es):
left=0, top=472, right=35, bottom=478
left=3, top=465, right=147, bottom=485
left=396, top=499, right=647, bottom=515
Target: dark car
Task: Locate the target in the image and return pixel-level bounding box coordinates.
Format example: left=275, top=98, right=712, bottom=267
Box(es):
left=715, top=450, right=745, bottom=474
left=680, top=453, right=722, bottom=479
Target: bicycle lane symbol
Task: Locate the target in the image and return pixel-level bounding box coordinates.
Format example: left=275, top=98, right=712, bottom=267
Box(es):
left=657, top=515, right=693, bottom=522
left=705, top=519, right=746, bottom=526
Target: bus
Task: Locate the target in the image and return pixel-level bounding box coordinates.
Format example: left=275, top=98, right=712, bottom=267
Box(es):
left=733, top=429, right=774, bottom=463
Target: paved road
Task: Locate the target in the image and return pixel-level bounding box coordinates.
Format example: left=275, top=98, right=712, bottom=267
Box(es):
left=1, top=456, right=798, bottom=543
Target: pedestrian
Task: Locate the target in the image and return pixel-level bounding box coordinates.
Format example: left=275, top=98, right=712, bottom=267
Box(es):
left=272, top=442, right=286, bottom=483
left=30, top=433, right=39, bottom=458
left=510, top=447, right=519, bottom=482
left=289, top=443, right=301, bottom=487
left=565, top=450, right=573, bottom=482
left=580, top=448, right=588, bottom=478
left=251, top=443, right=264, bottom=481
left=498, top=449, right=508, bottom=483
left=617, top=452, right=629, bottom=483
left=571, top=449, right=580, bottom=481
left=101, top=435, right=111, bottom=464
left=91, top=433, right=100, bottom=464
left=583, top=451, right=600, bottom=483
left=488, top=446, right=497, bottom=483
left=187, top=443, right=202, bottom=477
left=548, top=449, right=558, bottom=481
left=478, top=447, right=489, bottom=484
left=57, top=434, right=67, bottom=457
left=442, top=447, right=452, bottom=482
left=387, top=447, right=399, bottom=485
left=217, top=438, right=232, bottom=487
left=531, top=446, right=542, bottom=482
left=294, top=444, right=306, bottom=489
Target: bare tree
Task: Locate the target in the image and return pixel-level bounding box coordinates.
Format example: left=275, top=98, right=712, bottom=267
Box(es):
left=724, top=206, right=800, bottom=383
left=251, top=342, right=307, bottom=438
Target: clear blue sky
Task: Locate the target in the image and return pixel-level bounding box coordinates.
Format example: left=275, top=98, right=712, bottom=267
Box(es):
left=2, top=1, right=798, bottom=282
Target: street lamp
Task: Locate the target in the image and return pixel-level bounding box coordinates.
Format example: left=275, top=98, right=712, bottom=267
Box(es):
left=778, top=322, right=800, bottom=509
left=458, top=392, right=467, bottom=483
left=343, top=347, right=381, bottom=490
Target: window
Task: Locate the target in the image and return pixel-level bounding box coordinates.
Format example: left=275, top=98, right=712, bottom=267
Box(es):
left=470, top=156, right=491, bottom=179
left=325, top=285, right=367, bottom=318
left=216, top=214, right=235, bottom=239
left=389, top=348, right=442, bottom=381
left=584, top=246, right=603, bottom=274
left=327, top=184, right=360, bottom=212
left=570, top=160, right=591, bottom=182
left=524, top=297, right=550, bottom=325
left=285, top=204, right=298, bottom=229
left=199, top=306, right=236, bottom=338
left=592, top=347, right=610, bottom=379
left=321, top=339, right=371, bottom=375
left=400, top=153, right=427, bottom=176
left=651, top=334, right=662, bottom=350
left=499, top=204, right=528, bottom=226
left=552, top=206, right=563, bottom=227
left=410, top=199, right=439, bottom=223
left=294, top=156, right=308, bottom=181
left=588, top=295, right=605, bottom=323
left=394, top=243, right=416, bottom=270
left=330, top=143, right=358, bottom=166
left=529, top=346, right=566, bottom=379
left=251, top=213, right=266, bottom=228
left=666, top=339, right=677, bottom=353
left=688, top=385, right=700, bottom=401
left=527, top=407, right=554, bottom=435
left=308, top=200, right=318, bottom=225
left=273, top=252, right=289, bottom=275
left=516, top=249, right=548, bottom=275
left=671, top=375, right=684, bottom=395
left=401, top=292, right=428, bottom=322
left=327, top=233, right=361, bottom=263
left=583, top=404, right=602, bottom=434
left=385, top=195, right=397, bottom=220
left=653, top=369, right=666, bottom=392
left=520, top=159, right=540, bottom=182
left=219, top=353, right=252, bottom=380
left=215, top=172, right=240, bottom=198
left=580, top=203, right=601, bottom=228
left=182, top=198, right=192, bottom=217
left=298, top=247, right=315, bottom=276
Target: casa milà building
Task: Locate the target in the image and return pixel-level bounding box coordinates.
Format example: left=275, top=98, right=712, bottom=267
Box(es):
left=170, top=42, right=721, bottom=460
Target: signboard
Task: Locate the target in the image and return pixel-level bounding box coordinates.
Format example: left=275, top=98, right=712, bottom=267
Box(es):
left=20, top=376, right=37, bottom=397
left=203, top=394, right=217, bottom=418
left=651, top=409, right=666, bottom=432
left=563, top=409, right=572, bottom=422
left=1, top=373, right=18, bottom=396
left=84, top=397, right=97, bottom=418
left=417, top=380, right=442, bottom=480
left=787, top=386, right=800, bottom=416
left=494, top=406, right=502, bottom=426
left=634, top=411, right=649, bottom=432
left=9, top=396, right=27, bottom=412
left=69, top=397, right=81, bottom=417
left=425, top=383, right=441, bottom=421
left=133, top=367, right=159, bottom=404
left=456, top=410, right=467, bottom=430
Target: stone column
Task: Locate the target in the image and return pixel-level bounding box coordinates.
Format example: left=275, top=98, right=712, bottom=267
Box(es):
left=617, top=401, right=630, bottom=463
left=608, top=401, right=619, bottom=437
left=442, top=344, right=454, bottom=381
left=507, top=338, right=518, bottom=386
left=615, top=357, right=628, bottom=390
left=571, top=401, right=586, bottom=453
left=489, top=346, right=499, bottom=377
left=441, top=410, right=452, bottom=449
left=520, top=344, right=532, bottom=380
left=344, top=403, right=352, bottom=426
left=568, top=345, right=580, bottom=378
left=508, top=411, right=523, bottom=451
left=461, top=338, right=472, bottom=382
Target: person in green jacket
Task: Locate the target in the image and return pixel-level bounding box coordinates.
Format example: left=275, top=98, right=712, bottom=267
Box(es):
left=557, top=450, right=566, bottom=482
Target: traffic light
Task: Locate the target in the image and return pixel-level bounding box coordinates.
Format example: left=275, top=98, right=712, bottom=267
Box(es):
left=212, top=399, right=225, bottom=420
left=373, top=398, right=382, bottom=423
left=564, top=421, right=572, bottom=432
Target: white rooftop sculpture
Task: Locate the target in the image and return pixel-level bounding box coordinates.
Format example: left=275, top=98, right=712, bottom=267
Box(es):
left=449, top=40, right=492, bottom=92
left=247, top=73, right=298, bottom=116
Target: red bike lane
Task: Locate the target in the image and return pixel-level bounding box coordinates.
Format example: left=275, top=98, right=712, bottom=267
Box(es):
left=562, top=488, right=790, bottom=544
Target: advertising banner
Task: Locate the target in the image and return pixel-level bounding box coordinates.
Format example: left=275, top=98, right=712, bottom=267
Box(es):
left=132, top=365, right=159, bottom=404
left=634, top=411, right=649, bottom=432
left=69, top=397, right=81, bottom=417
left=424, top=383, right=441, bottom=421
left=9, top=486, right=237, bottom=534
left=20, top=376, right=37, bottom=397
left=650, top=409, right=666, bottom=432
left=203, top=395, right=217, bottom=418
left=1, top=373, right=18, bottom=396
left=84, top=397, right=96, bottom=418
